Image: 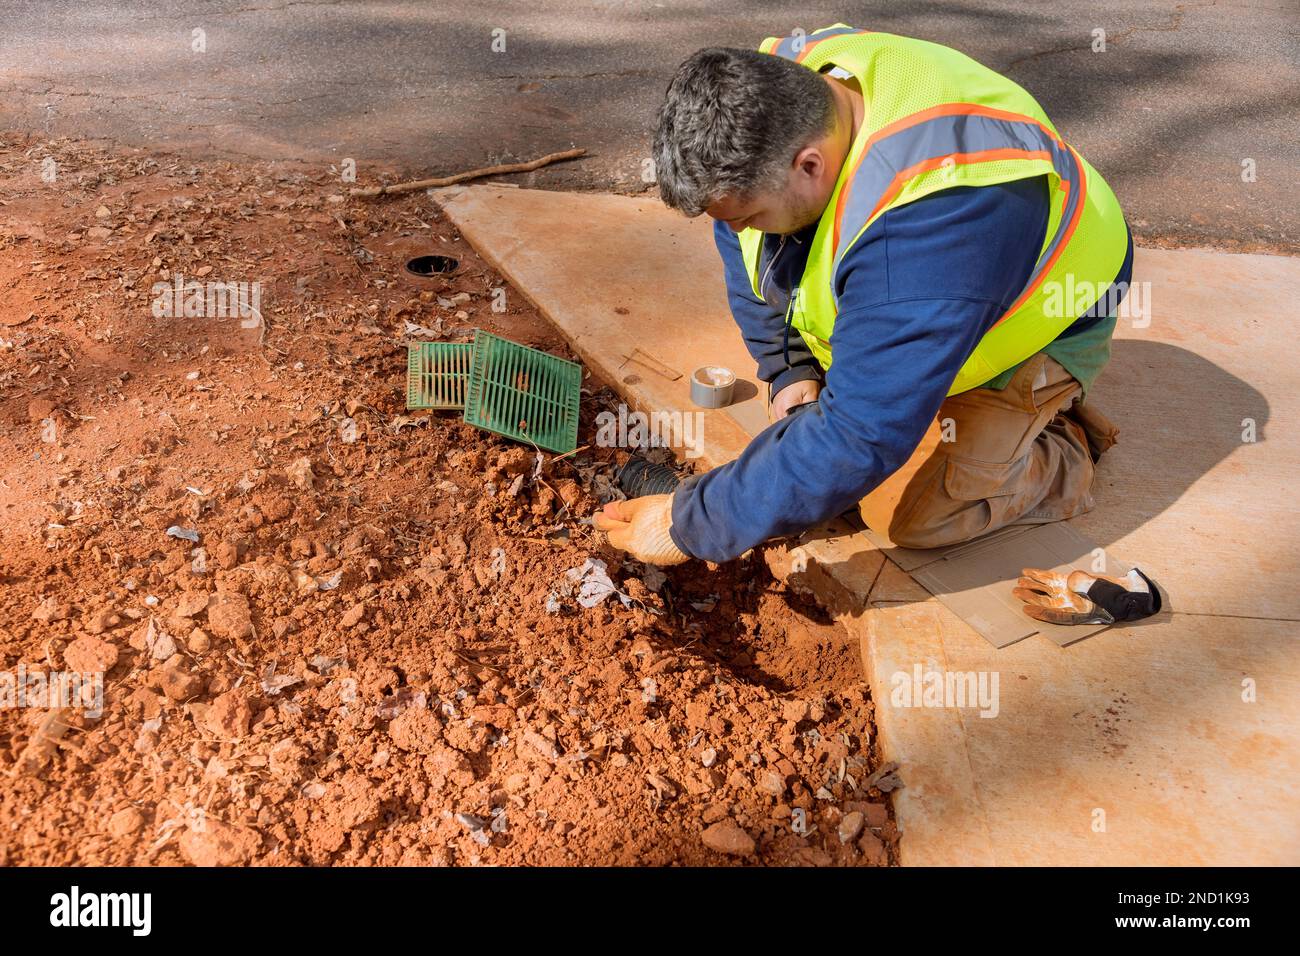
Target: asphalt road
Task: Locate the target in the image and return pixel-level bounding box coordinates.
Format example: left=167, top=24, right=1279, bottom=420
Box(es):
left=1, top=1, right=1296, bottom=249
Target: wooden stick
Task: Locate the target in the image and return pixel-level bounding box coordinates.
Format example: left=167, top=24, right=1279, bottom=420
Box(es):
left=350, top=148, right=587, bottom=198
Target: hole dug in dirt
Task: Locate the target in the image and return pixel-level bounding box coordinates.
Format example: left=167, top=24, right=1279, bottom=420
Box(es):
left=404, top=254, right=460, bottom=277
left=659, top=555, right=863, bottom=699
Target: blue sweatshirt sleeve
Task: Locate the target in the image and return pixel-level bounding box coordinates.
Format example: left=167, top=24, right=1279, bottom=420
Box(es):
left=670, top=177, right=1050, bottom=562
left=713, top=220, right=824, bottom=398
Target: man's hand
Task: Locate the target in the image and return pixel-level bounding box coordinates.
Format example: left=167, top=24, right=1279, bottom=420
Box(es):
left=593, top=494, right=689, bottom=566
left=769, top=378, right=821, bottom=421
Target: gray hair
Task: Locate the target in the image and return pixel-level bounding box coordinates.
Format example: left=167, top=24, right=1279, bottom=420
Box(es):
left=652, top=47, right=836, bottom=217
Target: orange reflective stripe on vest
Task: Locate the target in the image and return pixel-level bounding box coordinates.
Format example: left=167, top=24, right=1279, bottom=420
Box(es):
left=738, top=28, right=1130, bottom=394
left=762, top=26, right=873, bottom=62
left=830, top=104, right=1086, bottom=323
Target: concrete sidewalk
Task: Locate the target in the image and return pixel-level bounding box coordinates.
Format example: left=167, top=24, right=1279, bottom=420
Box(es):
left=435, top=184, right=1300, bottom=865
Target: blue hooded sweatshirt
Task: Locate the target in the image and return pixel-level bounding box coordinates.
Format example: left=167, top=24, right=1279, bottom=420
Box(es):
left=668, top=175, right=1132, bottom=562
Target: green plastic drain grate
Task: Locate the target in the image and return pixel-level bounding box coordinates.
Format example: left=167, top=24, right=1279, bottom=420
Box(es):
left=463, top=330, right=582, bottom=453
left=406, top=341, right=474, bottom=409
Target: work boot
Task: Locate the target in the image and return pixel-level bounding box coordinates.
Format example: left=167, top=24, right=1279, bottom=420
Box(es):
left=1062, top=399, right=1120, bottom=463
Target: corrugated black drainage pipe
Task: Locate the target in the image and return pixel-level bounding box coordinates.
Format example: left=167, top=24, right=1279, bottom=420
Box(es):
left=615, top=457, right=681, bottom=497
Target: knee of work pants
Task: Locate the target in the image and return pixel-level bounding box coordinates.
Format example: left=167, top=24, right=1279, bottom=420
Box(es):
left=863, top=354, right=1095, bottom=550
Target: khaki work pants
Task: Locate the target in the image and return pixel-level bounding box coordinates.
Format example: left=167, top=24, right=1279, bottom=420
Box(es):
left=859, top=353, right=1118, bottom=550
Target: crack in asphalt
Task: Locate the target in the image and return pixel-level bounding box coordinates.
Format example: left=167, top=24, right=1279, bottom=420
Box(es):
left=226, top=0, right=351, bottom=11
left=1002, top=0, right=1220, bottom=73
left=0, top=84, right=163, bottom=104
left=129, top=0, right=354, bottom=19
left=493, top=70, right=663, bottom=82
left=0, top=82, right=364, bottom=111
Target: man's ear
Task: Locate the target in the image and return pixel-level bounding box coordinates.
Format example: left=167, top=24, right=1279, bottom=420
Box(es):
left=792, top=145, right=825, bottom=182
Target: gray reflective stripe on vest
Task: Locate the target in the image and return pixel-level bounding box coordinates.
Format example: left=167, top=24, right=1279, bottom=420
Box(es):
left=773, top=25, right=861, bottom=60
left=832, top=112, right=1083, bottom=301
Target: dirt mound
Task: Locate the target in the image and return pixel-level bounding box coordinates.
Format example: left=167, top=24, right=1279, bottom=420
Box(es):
left=0, top=133, right=895, bottom=866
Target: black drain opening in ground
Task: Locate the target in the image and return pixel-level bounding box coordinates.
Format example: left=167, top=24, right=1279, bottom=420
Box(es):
left=405, top=254, right=459, bottom=277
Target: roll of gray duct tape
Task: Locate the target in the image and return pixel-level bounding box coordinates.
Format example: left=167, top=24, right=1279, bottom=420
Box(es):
left=690, top=365, right=736, bottom=408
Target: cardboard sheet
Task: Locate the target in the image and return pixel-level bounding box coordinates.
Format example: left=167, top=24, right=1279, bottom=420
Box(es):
left=899, top=522, right=1133, bottom=648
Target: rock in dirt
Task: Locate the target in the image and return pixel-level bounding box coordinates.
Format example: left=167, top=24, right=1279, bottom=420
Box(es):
left=206, top=690, right=253, bottom=740
left=152, top=654, right=204, bottom=701
left=12, top=708, right=72, bottom=775
left=701, top=819, right=756, bottom=857
left=521, top=728, right=559, bottom=762
left=107, top=807, right=145, bottom=838
left=178, top=818, right=260, bottom=866
left=150, top=629, right=178, bottom=661
left=63, top=634, right=118, bottom=674
left=259, top=494, right=294, bottom=523
left=782, top=699, right=810, bottom=723
left=454, top=812, right=487, bottom=832
left=388, top=706, right=444, bottom=754
left=84, top=608, right=121, bottom=634
left=701, top=802, right=730, bottom=824
left=315, top=772, right=383, bottom=834
left=125, top=686, right=165, bottom=720
left=128, top=621, right=152, bottom=652
left=443, top=720, right=490, bottom=757
left=175, top=592, right=210, bottom=618
left=32, top=596, right=71, bottom=623
left=865, top=761, right=904, bottom=793
left=492, top=447, right=532, bottom=477
left=207, top=592, right=253, bottom=641
left=647, top=772, right=678, bottom=801
left=212, top=539, right=241, bottom=570
left=857, top=829, right=889, bottom=865
left=286, top=457, right=315, bottom=491
left=27, top=396, right=57, bottom=421
left=269, top=739, right=306, bottom=779
left=838, top=810, right=865, bottom=844
left=863, top=802, right=889, bottom=829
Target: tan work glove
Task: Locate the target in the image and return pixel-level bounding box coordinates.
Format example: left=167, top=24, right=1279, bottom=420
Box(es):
left=1013, top=567, right=1162, bottom=625
left=593, top=494, right=688, bottom=566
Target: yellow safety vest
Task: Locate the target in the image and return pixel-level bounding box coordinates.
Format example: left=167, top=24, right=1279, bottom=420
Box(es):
left=738, top=26, right=1130, bottom=394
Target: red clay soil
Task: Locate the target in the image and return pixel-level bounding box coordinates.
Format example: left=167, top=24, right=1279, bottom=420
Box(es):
left=0, top=134, right=895, bottom=866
